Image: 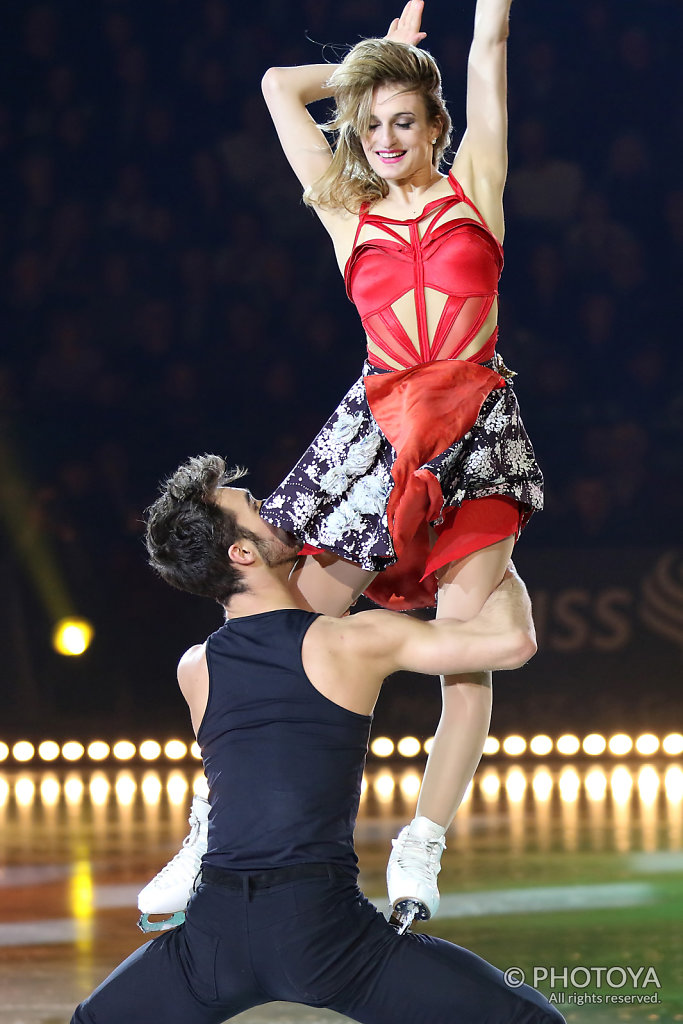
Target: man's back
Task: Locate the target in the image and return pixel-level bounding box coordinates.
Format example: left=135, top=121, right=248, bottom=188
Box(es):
left=201, top=609, right=371, bottom=871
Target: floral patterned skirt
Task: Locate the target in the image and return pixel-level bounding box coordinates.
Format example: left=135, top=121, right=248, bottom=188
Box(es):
left=260, top=355, right=543, bottom=609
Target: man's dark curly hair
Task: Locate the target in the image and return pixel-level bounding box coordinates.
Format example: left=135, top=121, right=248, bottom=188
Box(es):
left=145, top=454, right=254, bottom=605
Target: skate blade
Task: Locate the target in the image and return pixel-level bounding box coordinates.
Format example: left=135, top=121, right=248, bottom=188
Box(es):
left=388, top=898, right=429, bottom=935
left=137, top=910, right=186, bottom=933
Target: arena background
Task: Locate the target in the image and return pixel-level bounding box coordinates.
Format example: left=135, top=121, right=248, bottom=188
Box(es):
left=1, top=0, right=682, bottom=739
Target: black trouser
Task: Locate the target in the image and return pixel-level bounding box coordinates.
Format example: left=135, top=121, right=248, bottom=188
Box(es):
left=72, top=864, right=565, bottom=1024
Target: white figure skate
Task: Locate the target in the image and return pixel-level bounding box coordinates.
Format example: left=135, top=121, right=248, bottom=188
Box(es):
left=387, top=817, right=446, bottom=934
left=137, top=794, right=209, bottom=932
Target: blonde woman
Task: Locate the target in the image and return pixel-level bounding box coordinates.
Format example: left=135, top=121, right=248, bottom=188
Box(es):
left=138, top=0, right=541, bottom=934
left=258, top=0, right=541, bottom=923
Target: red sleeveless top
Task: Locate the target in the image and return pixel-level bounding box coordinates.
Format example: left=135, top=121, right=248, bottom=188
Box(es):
left=344, top=171, right=503, bottom=369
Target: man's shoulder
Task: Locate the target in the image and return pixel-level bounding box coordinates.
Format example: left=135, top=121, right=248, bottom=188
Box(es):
left=307, top=608, right=407, bottom=656
left=178, top=643, right=208, bottom=682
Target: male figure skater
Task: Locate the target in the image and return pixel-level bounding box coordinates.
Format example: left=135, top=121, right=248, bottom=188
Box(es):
left=72, top=454, right=563, bottom=1024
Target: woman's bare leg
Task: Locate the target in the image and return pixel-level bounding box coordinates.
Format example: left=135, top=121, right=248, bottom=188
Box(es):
left=387, top=536, right=516, bottom=927
left=416, top=535, right=516, bottom=826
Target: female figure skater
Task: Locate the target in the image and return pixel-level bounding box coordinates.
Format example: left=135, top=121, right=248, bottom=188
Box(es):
left=258, top=0, right=542, bottom=923
left=138, top=0, right=542, bottom=933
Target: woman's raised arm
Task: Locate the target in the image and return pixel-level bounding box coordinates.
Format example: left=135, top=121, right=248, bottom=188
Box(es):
left=261, top=64, right=337, bottom=191
left=454, top=0, right=512, bottom=240
left=261, top=1, right=427, bottom=196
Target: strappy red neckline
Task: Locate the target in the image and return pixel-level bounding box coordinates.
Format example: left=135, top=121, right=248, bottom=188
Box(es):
left=344, top=171, right=503, bottom=369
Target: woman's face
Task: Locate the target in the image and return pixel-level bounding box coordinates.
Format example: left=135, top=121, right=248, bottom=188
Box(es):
left=360, top=84, right=439, bottom=184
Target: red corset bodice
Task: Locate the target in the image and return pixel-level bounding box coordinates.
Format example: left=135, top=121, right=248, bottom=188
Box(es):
left=344, top=171, right=503, bottom=369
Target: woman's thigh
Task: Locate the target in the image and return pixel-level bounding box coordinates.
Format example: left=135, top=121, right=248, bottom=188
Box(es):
left=436, top=535, right=516, bottom=622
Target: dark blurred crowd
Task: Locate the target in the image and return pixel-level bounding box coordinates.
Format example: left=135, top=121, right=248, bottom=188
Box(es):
left=1, top=0, right=682, bottom=728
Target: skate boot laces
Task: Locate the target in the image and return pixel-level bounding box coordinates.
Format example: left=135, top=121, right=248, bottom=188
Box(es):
left=391, top=830, right=446, bottom=885
left=152, top=807, right=205, bottom=890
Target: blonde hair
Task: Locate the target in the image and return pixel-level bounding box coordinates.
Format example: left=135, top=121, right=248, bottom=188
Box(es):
left=305, top=39, right=452, bottom=214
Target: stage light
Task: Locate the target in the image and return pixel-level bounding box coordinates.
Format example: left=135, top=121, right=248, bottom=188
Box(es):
left=370, top=737, right=394, bottom=758
left=559, top=767, right=580, bottom=802
left=40, top=776, right=60, bottom=806
left=87, top=741, right=110, bottom=761
left=193, top=773, right=209, bottom=798
left=139, top=740, right=161, bottom=761
left=15, top=777, right=35, bottom=806
left=585, top=768, right=607, bottom=801
left=532, top=769, right=553, bottom=801
left=480, top=771, right=500, bottom=800
left=397, top=736, right=421, bottom=758
left=0, top=742, right=8, bottom=762
left=502, top=735, right=526, bottom=756
left=505, top=767, right=526, bottom=801
left=373, top=772, right=395, bottom=801
left=38, top=740, right=60, bottom=761
left=142, top=771, right=162, bottom=804
left=530, top=735, right=553, bottom=756
left=665, top=766, right=683, bottom=802
left=113, top=740, right=136, bottom=761
left=52, top=618, right=94, bottom=656
left=611, top=765, right=633, bottom=804
left=64, top=775, right=84, bottom=805
left=663, top=733, right=683, bottom=756
left=12, top=741, right=34, bottom=762
left=423, top=736, right=434, bottom=754
left=399, top=771, right=421, bottom=799
left=583, top=733, right=607, bottom=756
left=115, top=772, right=136, bottom=805
left=62, top=741, right=85, bottom=762
left=483, top=736, right=500, bottom=755
left=167, top=771, right=189, bottom=805
left=190, top=742, right=202, bottom=760
left=635, top=733, right=659, bottom=756
left=557, top=734, right=580, bottom=756
left=608, top=733, right=633, bottom=756
left=164, top=740, right=187, bottom=761
left=89, top=773, right=110, bottom=806
left=637, top=766, right=659, bottom=804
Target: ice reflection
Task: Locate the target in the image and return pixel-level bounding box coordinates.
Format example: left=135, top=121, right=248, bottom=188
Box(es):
left=0, top=763, right=680, bottom=855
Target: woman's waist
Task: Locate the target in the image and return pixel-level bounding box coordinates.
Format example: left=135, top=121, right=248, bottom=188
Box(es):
left=366, top=328, right=498, bottom=372
left=363, top=348, right=515, bottom=383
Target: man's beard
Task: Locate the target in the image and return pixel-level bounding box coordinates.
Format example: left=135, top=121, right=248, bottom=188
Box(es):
left=255, top=535, right=300, bottom=569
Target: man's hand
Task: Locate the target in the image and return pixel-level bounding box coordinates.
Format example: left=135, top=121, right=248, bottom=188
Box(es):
left=475, top=562, right=535, bottom=645
left=386, top=0, right=427, bottom=46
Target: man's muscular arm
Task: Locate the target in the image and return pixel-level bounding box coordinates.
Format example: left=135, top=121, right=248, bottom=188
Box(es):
left=343, top=565, right=534, bottom=674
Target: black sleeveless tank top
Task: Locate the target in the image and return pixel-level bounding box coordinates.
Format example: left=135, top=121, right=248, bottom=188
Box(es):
left=197, top=609, right=372, bottom=872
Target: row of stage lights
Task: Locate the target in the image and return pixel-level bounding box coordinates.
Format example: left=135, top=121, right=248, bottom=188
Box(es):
left=1, top=731, right=682, bottom=766
left=3, top=765, right=683, bottom=810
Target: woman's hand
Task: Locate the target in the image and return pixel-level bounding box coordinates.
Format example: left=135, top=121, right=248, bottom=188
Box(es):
left=385, top=0, right=427, bottom=46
